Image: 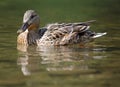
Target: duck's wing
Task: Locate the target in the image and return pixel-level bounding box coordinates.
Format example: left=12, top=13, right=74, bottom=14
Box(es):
left=38, top=27, right=47, bottom=38
left=38, top=20, right=96, bottom=45
left=46, top=20, right=96, bottom=32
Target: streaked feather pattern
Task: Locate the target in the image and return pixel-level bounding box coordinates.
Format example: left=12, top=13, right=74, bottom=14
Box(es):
left=17, top=10, right=107, bottom=46
left=37, top=21, right=95, bottom=46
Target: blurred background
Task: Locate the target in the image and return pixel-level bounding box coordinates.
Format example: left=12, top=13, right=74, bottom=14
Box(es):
left=0, top=0, right=120, bottom=87
left=0, top=0, right=120, bottom=25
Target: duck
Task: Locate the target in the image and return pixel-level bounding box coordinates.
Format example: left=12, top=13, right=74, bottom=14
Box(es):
left=17, top=10, right=106, bottom=46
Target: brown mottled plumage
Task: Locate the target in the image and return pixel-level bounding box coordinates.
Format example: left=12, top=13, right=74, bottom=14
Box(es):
left=17, top=10, right=106, bottom=46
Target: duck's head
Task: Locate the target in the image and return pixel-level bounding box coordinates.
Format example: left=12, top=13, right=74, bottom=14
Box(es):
left=17, top=10, right=40, bottom=34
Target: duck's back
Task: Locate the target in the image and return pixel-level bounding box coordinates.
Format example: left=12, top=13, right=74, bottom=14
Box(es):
left=37, top=21, right=95, bottom=46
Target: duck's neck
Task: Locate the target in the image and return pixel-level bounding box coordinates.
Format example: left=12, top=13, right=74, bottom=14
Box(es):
left=17, top=30, right=39, bottom=45
left=27, top=30, right=39, bottom=45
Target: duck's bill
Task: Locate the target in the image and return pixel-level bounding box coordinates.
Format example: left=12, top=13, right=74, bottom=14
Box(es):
left=17, top=23, right=29, bottom=34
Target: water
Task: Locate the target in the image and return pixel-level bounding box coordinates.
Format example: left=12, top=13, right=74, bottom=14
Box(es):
left=0, top=0, right=120, bottom=87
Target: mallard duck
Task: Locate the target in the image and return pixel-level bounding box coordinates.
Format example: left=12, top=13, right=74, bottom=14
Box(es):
left=17, top=10, right=106, bottom=46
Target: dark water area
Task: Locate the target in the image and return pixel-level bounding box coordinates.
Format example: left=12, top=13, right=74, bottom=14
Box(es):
left=0, top=0, right=120, bottom=87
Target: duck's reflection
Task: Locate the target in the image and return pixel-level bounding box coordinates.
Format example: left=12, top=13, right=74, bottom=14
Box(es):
left=17, top=44, right=106, bottom=76
left=17, top=52, right=30, bottom=75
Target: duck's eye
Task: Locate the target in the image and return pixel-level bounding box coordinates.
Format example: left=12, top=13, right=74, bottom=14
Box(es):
left=30, top=15, right=36, bottom=19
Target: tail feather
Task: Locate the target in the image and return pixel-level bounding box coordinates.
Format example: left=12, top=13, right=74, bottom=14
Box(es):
left=92, top=32, right=107, bottom=38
